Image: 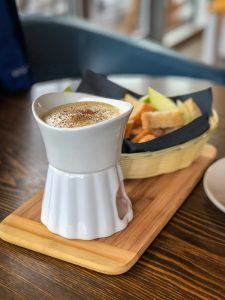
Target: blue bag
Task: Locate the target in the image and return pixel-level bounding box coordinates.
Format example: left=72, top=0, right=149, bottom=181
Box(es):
left=0, top=0, right=32, bottom=92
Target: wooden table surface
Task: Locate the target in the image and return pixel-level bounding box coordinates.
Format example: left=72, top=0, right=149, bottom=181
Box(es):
left=0, top=77, right=225, bottom=300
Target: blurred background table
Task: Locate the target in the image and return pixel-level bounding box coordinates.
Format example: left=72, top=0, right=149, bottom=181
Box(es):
left=0, top=76, right=225, bottom=300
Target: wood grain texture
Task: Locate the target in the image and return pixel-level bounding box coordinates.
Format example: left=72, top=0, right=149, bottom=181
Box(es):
left=0, top=144, right=216, bottom=275
left=0, top=79, right=225, bottom=299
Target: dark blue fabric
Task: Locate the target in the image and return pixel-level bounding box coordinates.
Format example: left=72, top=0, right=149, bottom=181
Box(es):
left=77, top=69, right=141, bottom=99
left=0, top=0, right=32, bottom=92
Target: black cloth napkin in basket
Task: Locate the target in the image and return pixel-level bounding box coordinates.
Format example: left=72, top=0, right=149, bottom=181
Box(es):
left=77, top=70, right=212, bottom=154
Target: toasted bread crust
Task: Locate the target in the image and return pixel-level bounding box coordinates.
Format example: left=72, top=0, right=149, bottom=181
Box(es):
left=142, top=110, right=184, bottom=129
left=184, top=98, right=202, bottom=120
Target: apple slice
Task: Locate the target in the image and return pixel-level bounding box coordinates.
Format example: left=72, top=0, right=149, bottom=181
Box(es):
left=64, top=86, right=73, bottom=92
left=139, top=95, right=150, bottom=103
left=148, top=87, right=177, bottom=111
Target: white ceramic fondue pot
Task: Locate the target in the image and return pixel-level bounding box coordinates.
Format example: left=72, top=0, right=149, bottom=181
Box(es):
left=32, top=92, right=133, bottom=240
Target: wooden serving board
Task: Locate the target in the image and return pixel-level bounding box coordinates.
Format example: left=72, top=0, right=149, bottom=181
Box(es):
left=0, top=144, right=216, bottom=275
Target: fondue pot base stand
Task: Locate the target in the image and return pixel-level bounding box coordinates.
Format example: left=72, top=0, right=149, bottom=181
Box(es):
left=0, top=144, right=216, bottom=275
left=41, top=164, right=133, bottom=240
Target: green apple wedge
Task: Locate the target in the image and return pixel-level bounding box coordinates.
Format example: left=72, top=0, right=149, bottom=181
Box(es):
left=64, top=86, right=73, bottom=92
left=176, top=100, right=192, bottom=124
left=148, top=87, right=177, bottom=111
left=139, top=95, right=150, bottom=103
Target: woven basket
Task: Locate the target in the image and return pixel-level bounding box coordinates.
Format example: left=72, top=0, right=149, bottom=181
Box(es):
left=120, top=110, right=218, bottom=179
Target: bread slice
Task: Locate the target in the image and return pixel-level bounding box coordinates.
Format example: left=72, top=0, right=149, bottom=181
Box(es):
left=184, top=98, right=202, bottom=120
left=138, top=134, right=156, bottom=143
left=123, top=94, right=154, bottom=122
left=142, top=109, right=184, bottom=129
left=130, top=126, right=145, bottom=136
left=131, top=130, right=149, bottom=143
left=124, top=119, right=134, bottom=139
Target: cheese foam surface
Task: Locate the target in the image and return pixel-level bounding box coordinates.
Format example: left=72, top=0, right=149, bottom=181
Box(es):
left=42, top=101, right=120, bottom=128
